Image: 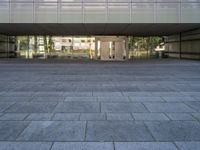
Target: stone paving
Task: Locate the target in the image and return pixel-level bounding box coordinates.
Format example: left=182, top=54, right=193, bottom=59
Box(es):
left=0, top=59, right=200, bottom=150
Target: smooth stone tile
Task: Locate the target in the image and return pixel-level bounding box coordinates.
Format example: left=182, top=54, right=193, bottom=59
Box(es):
left=129, top=97, right=164, bottom=102
left=0, top=102, right=15, bottom=113
left=5, top=102, right=57, bottom=113
left=26, top=113, right=53, bottom=121
left=97, top=97, right=130, bottom=102
left=0, top=97, right=32, bottom=102
left=52, top=113, right=80, bottom=121
left=162, top=96, right=196, bottom=102
left=0, top=142, right=52, bottom=150
left=65, top=97, right=97, bottom=102
left=184, top=102, right=200, bottom=112
left=166, top=113, right=195, bottom=121
left=93, top=92, right=122, bottom=97
left=115, top=142, right=178, bottom=150
left=144, top=102, right=196, bottom=113
left=2, top=92, right=35, bottom=97
left=80, top=113, right=106, bottom=121
left=51, top=142, right=114, bottom=150
left=86, top=121, right=154, bottom=142
left=175, top=142, right=200, bottom=150
left=101, top=103, right=148, bottom=113
left=31, top=97, right=64, bottom=102
left=17, top=121, right=86, bottom=141
left=151, top=92, right=183, bottom=97
left=0, top=121, right=30, bottom=140
left=133, top=113, right=169, bottom=121
left=145, top=121, right=200, bottom=141
left=107, top=113, right=133, bottom=120
left=63, top=92, right=92, bottom=97
left=192, top=113, right=200, bottom=121
left=0, top=113, right=28, bottom=121
left=123, top=92, right=153, bottom=97
left=54, top=102, right=100, bottom=113
left=33, top=92, right=64, bottom=97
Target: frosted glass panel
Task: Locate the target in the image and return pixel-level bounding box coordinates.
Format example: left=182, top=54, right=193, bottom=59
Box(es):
left=181, top=3, right=200, bottom=23
left=84, top=3, right=106, bottom=23
left=35, top=3, right=57, bottom=23
left=108, top=3, right=130, bottom=23
left=0, top=3, right=9, bottom=23
left=156, top=3, right=180, bottom=23
left=132, top=3, right=154, bottom=23
left=11, top=3, right=33, bottom=23
left=59, top=3, right=82, bottom=23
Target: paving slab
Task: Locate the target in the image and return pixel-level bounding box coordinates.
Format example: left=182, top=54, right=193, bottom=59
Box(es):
left=51, top=142, right=114, bottom=150
left=64, top=97, right=97, bottom=102
left=162, top=96, right=196, bottom=102
left=0, top=97, right=32, bottom=102
left=144, top=102, right=196, bottom=113
left=101, top=103, right=148, bottom=113
left=0, top=142, right=52, bottom=150
left=133, top=113, right=169, bottom=121
left=145, top=121, right=200, bottom=141
left=17, top=121, right=86, bottom=141
left=184, top=102, right=200, bottom=112
left=52, top=113, right=80, bottom=121
left=80, top=113, right=106, bottom=121
left=0, top=113, right=28, bottom=121
left=26, top=113, right=54, bottom=121
left=175, top=142, right=200, bottom=150
left=86, top=121, right=154, bottom=142
left=0, top=121, right=30, bottom=140
left=129, top=96, right=164, bottom=102
left=115, top=142, right=178, bottom=150
left=107, top=113, right=133, bottom=120
left=5, top=102, right=58, bottom=113
left=166, top=113, right=195, bottom=121
left=0, top=102, right=15, bottom=112
left=54, top=102, right=100, bottom=113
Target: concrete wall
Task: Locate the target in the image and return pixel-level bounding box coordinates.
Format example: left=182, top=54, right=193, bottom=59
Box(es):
left=1, top=0, right=200, bottom=24
left=165, top=28, right=200, bottom=60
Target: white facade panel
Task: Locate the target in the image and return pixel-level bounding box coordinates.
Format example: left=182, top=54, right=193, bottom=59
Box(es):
left=35, top=2, right=57, bottom=23
left=132, top=3, right=154, bottom=23
left=11, top=3, right=33, bottom=23
left=108, top=3, right=130, bottom=23
left=181, top=3, right=200, bottom=23
left=0, top=2, right=9, bottom=23
left=59, top=3, right=82, bottom=23
left=84, top=3, right=106, bottom=23
left=156, top=3, right=180, bottom=23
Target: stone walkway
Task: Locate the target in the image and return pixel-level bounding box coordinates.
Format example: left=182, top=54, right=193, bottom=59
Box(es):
left=0, top=59, right=200, bottom=150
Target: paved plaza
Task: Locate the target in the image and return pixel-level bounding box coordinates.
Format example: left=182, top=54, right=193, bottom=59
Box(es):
left=0, top=59, right=200, bottom=150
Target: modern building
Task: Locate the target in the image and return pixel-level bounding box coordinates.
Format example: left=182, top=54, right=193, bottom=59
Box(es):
left=0, top=0, right=200, bottom=60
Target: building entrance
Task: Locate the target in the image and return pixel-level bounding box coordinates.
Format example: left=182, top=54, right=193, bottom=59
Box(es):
left=96, top=36, right=128, bottom=61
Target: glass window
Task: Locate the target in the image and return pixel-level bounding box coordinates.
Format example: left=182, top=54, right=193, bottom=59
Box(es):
left=132, top=3, right=154, bottom=23
left=84, top=3, right=106, bottom=23
left=11, top=3, right=33, bottom=23
left=108, top=3, right=130, bottom=23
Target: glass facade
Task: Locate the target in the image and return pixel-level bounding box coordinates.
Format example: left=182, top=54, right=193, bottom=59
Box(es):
left=0, top=0, right=200, bottom=23
left=16, top=36, right=95, bottom=59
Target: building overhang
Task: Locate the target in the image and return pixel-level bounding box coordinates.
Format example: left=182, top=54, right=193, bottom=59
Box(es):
left=0, top=23, right=200, bottom=36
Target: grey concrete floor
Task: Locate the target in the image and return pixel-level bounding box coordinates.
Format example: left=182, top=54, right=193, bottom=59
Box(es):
left=0, top=59, right=200, bottom=150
